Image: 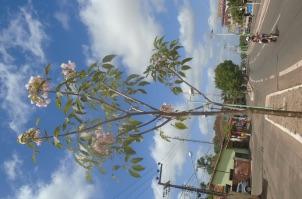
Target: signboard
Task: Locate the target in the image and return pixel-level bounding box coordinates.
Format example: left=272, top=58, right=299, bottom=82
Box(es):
left=246, top=3, right=253, bottom=14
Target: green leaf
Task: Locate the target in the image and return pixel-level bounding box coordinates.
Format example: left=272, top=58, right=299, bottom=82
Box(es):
left=132, top=165, right=145, bottom=171
left=172, top=87, right=183, bottom=95
left=129, top=120, right=142, bottom=126
left=102, top=63, right=114, bottom=70
left=56, top=96, right=62, bottom=108
left=54, top=137, right=62, bottom=149
left=54, top=127, right=60, bottom=137
left=79, top=82, right=91, bottom=91
left=88, top=63, right=97, bottom=74
left=124, top=146, right=136, bottom=155
left=178, top=71, right=186, bottom=77
left=174, top=122, right=187, bottom=130
left=174, top=80, right=183, bottom=84
left=44, top=64, right=51, bottom=75
left=79, top=143, right=89, bottom=155
left=99, top=167, right=106, bottom=174
left=85, top=170, right=93, bottom=183
left=125, top=74, right=140, bottom=84
left=176, top=116, right=188, bottom=121
left=102, top=54, right=116, bottom=63
left=31, top=150, right=37, bottom=163
left=182, top=57, right=192, bottom=64
left=69, top=112, right=83, bottom=123
left=138, top=81, right=150, bottom=86
left=80, top=95, right=88, bottom=102
left=113, top=165, right=121, bottom=171
left=160, top=130, right=170, bottom=142
left=128, top=169, right=141, bottom=178
left=181, top=65, right=191, bottom=70
left=64, top=99, right=73, bottom=114
left=137, top=89, right=147, bottom=94
left=129, top=134, right=143, bottom=142
left=131, top=157, right=143, bottom=164
left=125, top=154, right=130, bottom=162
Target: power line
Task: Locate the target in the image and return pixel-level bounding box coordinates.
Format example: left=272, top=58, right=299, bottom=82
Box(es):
left=179, top=172, right=195, bottom=198
left=112, top=142, right=178, bottom=199
left=131, top=145, right=180, bottom=199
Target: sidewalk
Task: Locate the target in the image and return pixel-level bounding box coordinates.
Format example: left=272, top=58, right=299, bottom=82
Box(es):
left=265, top=84, right=302, bottom=141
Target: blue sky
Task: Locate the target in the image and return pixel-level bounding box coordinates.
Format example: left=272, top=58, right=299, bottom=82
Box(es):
left=0, top=0, right=240, bottom=198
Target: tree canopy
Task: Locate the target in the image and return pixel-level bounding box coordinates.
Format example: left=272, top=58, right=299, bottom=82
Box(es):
left=197, top=155, right=213, bottom=174
left=214, top=60, right=245, bottom=101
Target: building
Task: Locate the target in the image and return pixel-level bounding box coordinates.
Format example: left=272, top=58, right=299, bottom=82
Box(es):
left=217, top=0, right=243, bottom=33
left=208, top=115, right=252, bottom=198
left=209, top=147, right=250, bottom=195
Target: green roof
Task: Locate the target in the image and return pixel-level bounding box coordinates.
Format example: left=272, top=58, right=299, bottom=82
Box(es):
left=211, top=148, right=249, bottom=186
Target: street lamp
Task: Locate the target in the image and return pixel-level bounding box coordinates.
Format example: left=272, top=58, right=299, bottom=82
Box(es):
left=210, top=29, right=240, bottom=38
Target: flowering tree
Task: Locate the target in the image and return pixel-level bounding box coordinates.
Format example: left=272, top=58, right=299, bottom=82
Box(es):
left=18, top=37, right=302, bottom=179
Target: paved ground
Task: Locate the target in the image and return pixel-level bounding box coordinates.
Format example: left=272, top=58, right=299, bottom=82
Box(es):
left=247, top=0, right=302, bottom=198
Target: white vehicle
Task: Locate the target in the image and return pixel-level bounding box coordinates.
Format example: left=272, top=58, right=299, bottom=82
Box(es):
left=236, top=181, right=251, bottom=193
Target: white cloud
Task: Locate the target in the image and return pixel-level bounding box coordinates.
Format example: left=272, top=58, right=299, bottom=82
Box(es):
left=11, top=157, right=101, bottom=199
left=177, top=3, right=213, bottom=94
left=208, top=0, right=218, bottom=30
left=78, top=0, right=161, bottom=74
left=3, top=153, right=23, bottom=181
left=178, top=4, right=195, bottom=53
left=54, top=12, right=70, bottom=30
left=0, top=7, right=46, bottom=62
left=177, top=2, right=230, bottom=136
left=0, top=64, right=32, bottom=132
left=0, top=6, right=46, bottom=133
left=147, top=0, right=166, bottom=13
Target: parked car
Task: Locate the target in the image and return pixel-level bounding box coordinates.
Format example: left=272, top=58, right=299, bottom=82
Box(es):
left=236, top=181, right=251, bottom=193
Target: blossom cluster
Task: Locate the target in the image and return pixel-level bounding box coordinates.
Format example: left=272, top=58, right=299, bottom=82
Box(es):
left=17, top=128, right=41, bottom=145
left=91, top=129, right=115, bottom=156
left=61, top=61, right=76, bottom=79
left=25, top=76, right=50, bottom=107
left=150, top=53, right=169, bottom=69
left=160, top=103, right=174, bottom=113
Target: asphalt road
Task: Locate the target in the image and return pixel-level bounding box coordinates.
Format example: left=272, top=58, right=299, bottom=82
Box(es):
left=247, top=0, right=302, bottom=198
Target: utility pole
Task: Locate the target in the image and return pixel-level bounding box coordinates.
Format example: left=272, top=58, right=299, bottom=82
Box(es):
left=156, top=162, right=226, bottom=197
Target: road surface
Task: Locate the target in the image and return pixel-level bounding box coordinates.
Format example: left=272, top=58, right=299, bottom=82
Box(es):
left=247, top=0, right=302, bottom=198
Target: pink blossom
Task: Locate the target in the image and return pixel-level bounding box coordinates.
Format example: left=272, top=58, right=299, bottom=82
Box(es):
left=160, top=103, right=173, bottom=112
left=53, top=136, right=60, bottom=145
left=25, top=76, right=50, bottom=108
left=95, top=129, right=115, bottom=145
left=91, top=129, right=115, bottom=156
left=60, top=60, right=76, bottom=79
left=17, top=128, right=41, bottom=145
left=92, top=143, right=111, bottom=156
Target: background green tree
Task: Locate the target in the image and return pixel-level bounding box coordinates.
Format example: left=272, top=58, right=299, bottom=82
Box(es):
left=214, top=60, right=245, bottom=101
left=197, top=155, right=213, bottom=174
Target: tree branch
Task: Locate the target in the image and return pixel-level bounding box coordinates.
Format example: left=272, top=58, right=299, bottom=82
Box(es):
left=101, top=82, right=159, bottom=111
left=117, top=116, right=161, bottom=138
left=131, top=118, right=172, bottom=136
left=49, top=90, right=128, bottom=114
left=168, top=68, right=219, bottom=105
